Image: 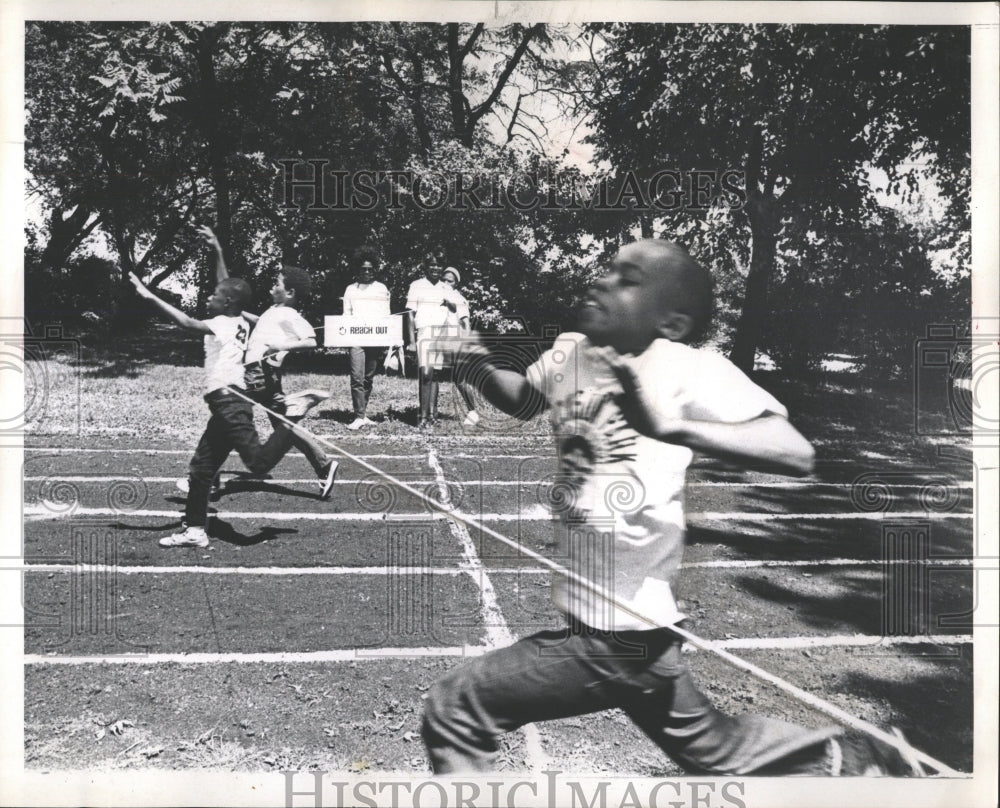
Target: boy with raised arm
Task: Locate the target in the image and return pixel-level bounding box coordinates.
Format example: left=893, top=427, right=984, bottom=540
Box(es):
left=198, top=225, right=338, bottom=499
left=422, top=239, right=908, bottom=776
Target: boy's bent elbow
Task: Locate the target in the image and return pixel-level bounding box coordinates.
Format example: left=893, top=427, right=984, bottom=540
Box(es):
left=767, top=416, right=815, bottom=476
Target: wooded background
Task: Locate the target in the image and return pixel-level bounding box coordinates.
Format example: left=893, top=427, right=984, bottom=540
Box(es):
left=24, top=22, right=970, bottom=376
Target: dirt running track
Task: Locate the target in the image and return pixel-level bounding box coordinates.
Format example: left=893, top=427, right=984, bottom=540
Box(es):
left=22, top=437, right=975, bottom=775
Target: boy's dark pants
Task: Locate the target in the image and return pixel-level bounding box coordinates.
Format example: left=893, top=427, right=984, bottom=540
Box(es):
left=422, top=626, right=837, bottom=774
left=245, top=361, right=329, bottom=475
left=185, top=388, right=293, bottom=528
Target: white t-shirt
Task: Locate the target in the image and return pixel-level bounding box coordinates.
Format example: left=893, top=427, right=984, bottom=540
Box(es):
left=245, top=305, right=315, bottom=365
left=344, top=281, right=391, bottom=318
left=443, top=288, right=470, bottom=329
left=204, top=315, right=250, bottom=394
left=526, top=333, right=787, bottom=630
left=406, top=277, right=449, bottom=329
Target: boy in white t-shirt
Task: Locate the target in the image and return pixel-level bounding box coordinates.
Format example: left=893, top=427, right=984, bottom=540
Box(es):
left=422, top=240, right=910, bottom=776
left=129, top=271, right=313, bottom=548
left=240, top=265, right=339, bottom=498
left=191, top=226, right=338, bottom=499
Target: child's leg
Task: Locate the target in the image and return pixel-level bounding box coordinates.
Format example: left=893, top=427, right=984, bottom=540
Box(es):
left=422, top=627, right=667, bottom=773
left=185, top=410, right=238, bottom=529
left=209, top=391, right=288, bottom=477
left=269, top=411, right=332, bottom=476
left=622, top=657, right=838, bottom=774
left=451, top=367, right=477, bottom=412
left=423, top=626, right=843, bottom=776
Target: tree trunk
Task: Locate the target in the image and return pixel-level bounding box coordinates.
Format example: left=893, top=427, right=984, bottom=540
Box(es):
left=446, top=24, right=471, bottom=147
left=40, top=205, right=100, bottom=272
left=729, top=193, right=778, bottom=374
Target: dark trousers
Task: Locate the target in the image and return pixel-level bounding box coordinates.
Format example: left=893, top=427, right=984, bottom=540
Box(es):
left=422, top=626, right=838, bottom=774
left=185, top=389, right=293, bottom=527
left=349, top=346, right=382, bottom=418
left=245, top=361, right=329, bottom=476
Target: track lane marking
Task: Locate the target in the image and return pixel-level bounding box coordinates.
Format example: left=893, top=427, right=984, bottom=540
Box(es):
left=23, top=633, right=974, bottom=666
left=22, top=505, right=975, bottom=522
left=23, top=475, right=975, bottom=490
left=426, top=447, right=547, bottom=771
left=16, top=557, right=976, bottom=576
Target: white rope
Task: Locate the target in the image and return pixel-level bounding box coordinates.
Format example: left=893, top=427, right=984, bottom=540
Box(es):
left=218, top=382, right=962, bottom=776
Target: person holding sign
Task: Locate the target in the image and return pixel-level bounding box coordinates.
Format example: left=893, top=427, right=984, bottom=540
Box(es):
left=405, top=252, right=453, bottom=429
left=343, top=248, right=392, bottom=430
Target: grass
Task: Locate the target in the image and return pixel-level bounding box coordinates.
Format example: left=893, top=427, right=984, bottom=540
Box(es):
left=25, top=323, right=971, bottom=465
left=26, top=324, right=551, bottom=444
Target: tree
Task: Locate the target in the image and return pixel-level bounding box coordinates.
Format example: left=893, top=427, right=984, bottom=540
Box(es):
left=25, top=21, right=606, bottom=334
left=586, top=24, right=971, bottom=371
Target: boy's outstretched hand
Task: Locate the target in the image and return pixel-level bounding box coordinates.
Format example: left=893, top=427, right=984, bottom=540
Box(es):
left=128, top=271, right=154, bottom=300
left=196, top=224, right=221, bottom=250
left=593, top=346, right=679, bottom=441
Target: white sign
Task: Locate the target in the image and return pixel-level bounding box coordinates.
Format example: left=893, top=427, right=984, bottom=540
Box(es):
left=323, top=314, right=404, bottom=347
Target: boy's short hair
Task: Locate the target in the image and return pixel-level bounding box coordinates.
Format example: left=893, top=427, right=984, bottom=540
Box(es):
left=218, top=277, right=252, bottom=310
left=281, top=265, right=312, bottom=304
left=657, top=242, right=714, bottom=343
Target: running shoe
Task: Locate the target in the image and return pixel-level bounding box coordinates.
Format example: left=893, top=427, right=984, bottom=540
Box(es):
left=158, top=526, right=209, bottom=548
left=284, top=389, right=330, bottom=418
left=318, top=460, right=340, bottom=500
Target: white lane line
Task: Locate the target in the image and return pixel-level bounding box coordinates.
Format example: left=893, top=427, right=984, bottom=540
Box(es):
left=427, top=446, right=547, bottom=772
left=24, top=648, right=491, bottom=665
left=17, top=558, right=975, bottom=577
left=23, top=448, right=550, bottom=458
left=23, top=633, right=975, bottom=666
left=21, top=564, right=474, bottom=576
left=683, top=557, right=974, bottom=569
left=25, top=447, right=964, bottom=464
left=710, top=634, right=974, bottom=650
left=22, top=476, right=976, bottom=490
left=695, top=511, right=973, bottom=521
left=21, top=506, right=975, bottom=522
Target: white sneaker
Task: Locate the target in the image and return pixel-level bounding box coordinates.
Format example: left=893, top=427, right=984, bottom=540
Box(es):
left=463, top=410, right=481, bottom=427
left=318, top=460, right=340, bottom=500
left=364, top=417, right=377, bottom=426
left=346, top=417, right=367, bottom=430
left=284, top=389, right=330, bottom=418
left=159, top=526, right=209, bottom=548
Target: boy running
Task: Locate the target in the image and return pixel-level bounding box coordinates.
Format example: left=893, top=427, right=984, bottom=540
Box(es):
left=199, top=225, right=338, bottom=499
left=423, top=239, right=907, bottom=775
left=129, top=271, right=324, bottom=547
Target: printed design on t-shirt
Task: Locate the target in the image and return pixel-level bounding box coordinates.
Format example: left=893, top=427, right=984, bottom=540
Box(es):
left=551, top=387, right=639, bottom=518
left=235, top=322, right=248, bottom=348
